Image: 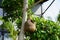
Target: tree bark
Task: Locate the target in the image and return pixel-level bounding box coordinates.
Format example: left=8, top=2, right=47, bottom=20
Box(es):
left=18, top=0, right=28, bottom=40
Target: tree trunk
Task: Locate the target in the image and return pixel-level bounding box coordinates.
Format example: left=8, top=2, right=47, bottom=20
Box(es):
left=18, top=0, right=28, bottom=40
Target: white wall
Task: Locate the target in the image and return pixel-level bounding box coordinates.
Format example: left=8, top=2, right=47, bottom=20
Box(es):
left=32, top=4, right=41, bottom=16
left=32, top=0, right=60, bottom=22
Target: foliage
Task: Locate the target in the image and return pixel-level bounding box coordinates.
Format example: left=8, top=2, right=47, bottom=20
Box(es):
left=28, top=0, right=35, bottom=7
left=0, top=21, right=18, bottom=40
left=25, top=17, right=60, bottom=40
left=1, top=0, right=35, bottom=40
left=16, top=18, right=22, bottom=29
left=2, top=0, right=23, bottom=21
left=2, top=0, right=35, bottom=21
left=1, top=0, right=60, bottom=40
left=57, top=13, right=60, bottom=22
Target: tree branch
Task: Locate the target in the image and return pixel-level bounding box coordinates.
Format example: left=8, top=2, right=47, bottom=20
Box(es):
left=18, top=0, right=28, bottom=40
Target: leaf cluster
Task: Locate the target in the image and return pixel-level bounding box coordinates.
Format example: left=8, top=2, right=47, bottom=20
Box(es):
left=25, top=17, right=60, bottom=40
left=1, top=0, right=35, bottom=40
left=0, top=21, right=18, bottom=40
